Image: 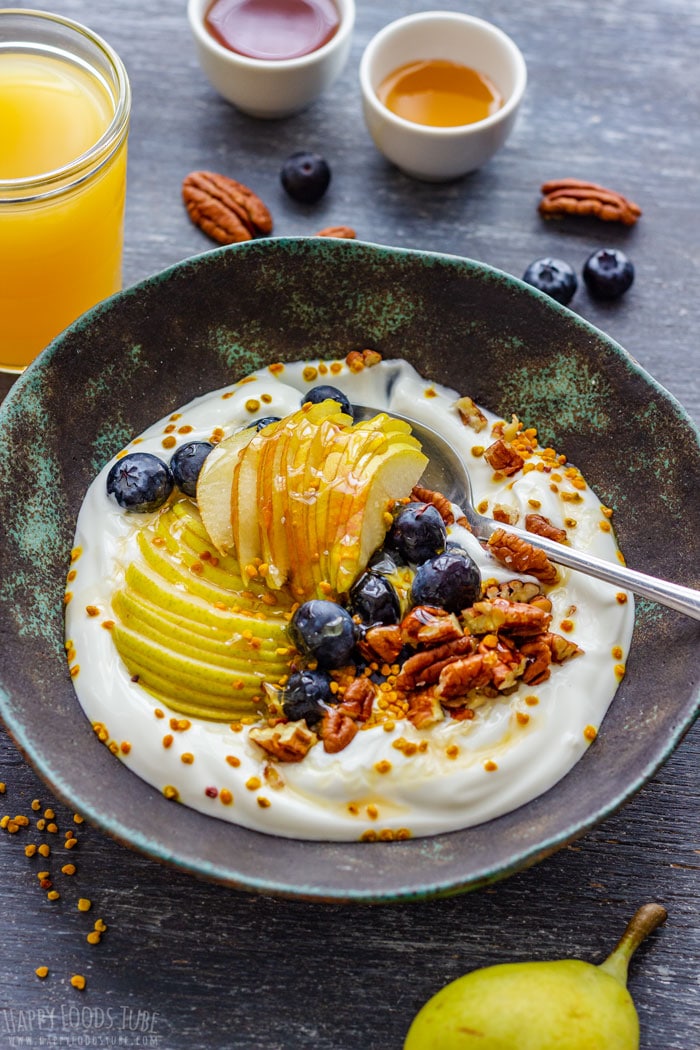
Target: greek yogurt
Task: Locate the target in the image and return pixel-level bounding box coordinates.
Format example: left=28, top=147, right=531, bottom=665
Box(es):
left=65, top=358, right=634, bottom=841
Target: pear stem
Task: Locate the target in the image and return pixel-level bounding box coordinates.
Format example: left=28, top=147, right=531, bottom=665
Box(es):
left=598, top=903, right=668, bottom=986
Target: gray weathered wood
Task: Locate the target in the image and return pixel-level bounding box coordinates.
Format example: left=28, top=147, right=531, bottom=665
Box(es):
left=1, top=1, right=698, bottom=1047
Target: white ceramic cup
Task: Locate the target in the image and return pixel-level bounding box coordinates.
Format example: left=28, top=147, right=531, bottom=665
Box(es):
left=359, top=11, right=527, bottom=181
left=187, top=0, right=355, bottom=119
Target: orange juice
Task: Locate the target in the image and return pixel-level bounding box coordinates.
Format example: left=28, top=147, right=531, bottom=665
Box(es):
left=0, top=13, right=130, bottom=372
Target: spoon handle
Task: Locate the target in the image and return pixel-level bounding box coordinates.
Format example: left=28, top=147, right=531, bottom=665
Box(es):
left=472, top=517, right=700, bottom=621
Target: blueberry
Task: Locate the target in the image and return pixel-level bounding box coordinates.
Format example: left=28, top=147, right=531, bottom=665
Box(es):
left=289, top=599, right=356, bottom=669
left=348, top=572, right=401, bottom=626
left=522, top=257, right=578, bottom=305
left=170, top=441, right=214, bottom=497
left=282, top=669, right=333, bottom=725
left=280, top=151, right=331, bottom=204
left=245, top=416, right=282, bottom=431
left=367, top=548, right=399, bottom=576
left=106, top=453, right=174, bottom=513
left=302, top=384, right=352, bottom=417
left=387, top=502, right=447, bottom=565
left=410, top=550, right=482, bottom=614
left=583, top=248, right=634, bottom=300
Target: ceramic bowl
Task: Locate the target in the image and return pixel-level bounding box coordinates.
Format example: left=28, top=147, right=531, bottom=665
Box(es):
left=187, top=0, right=355, bottom=118
left=359, top=11, right=527, bottom=180
left=0, top=238, right=698, bottom=903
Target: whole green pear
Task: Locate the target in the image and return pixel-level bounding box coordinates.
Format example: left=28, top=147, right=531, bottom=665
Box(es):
left=404, top=903, right=667, bottom=1050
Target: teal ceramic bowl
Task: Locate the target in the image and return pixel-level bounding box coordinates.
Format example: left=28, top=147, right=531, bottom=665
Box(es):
left=0, top=238, right=698, bottom=902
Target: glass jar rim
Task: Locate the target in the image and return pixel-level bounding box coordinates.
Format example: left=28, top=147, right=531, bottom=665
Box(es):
left=0, top=8, right=131, bottom=203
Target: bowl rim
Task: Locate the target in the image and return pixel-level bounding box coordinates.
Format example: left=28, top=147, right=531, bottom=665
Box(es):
left=0, top=237, right=698, bottom=903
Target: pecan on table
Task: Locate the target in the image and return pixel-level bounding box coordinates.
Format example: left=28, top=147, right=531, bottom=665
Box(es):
left=538, top=178, right=642, bottom=225
left=182, top=170, right=273, bottom=245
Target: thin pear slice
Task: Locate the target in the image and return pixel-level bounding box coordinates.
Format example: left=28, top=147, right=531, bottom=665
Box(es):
left=232, top=429, right=266, bottom=573
left=196, top=427, right=255, bottom=554
left=330, top=443, right=428, bottom=595
left=273, top=401, right=351, bottom=599
left=113, top=589, right=288, bottom=659
left=289, top=415, right=352, bottom=600
left=315, top=417, right=419, bottom=595
left=255, top=417, right=295, bottom=589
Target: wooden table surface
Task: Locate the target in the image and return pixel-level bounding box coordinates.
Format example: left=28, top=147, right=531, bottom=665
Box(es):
left=1, top=1, right=698, bottom=1047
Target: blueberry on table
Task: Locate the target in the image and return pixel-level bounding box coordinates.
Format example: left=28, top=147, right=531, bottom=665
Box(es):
left=583, top=248, right=634, bottom=300
left=280, top=151, right=331, bottom=204
left=106, top=453, right=173, bottom=512
left=289, top=599, right=357, bottom=669
left=388, top=502, right=447, bottom=565
left=282, top=669, right=333, bottom=725
left=302, top=384, right=352, bottom=417
left=349, top=571, right=401, bottom=626
left=170, top=441, right=214, bottom=497
left=522, top=257, right=578, bottom=305
left=245, top=415, right=282, bottom=431
left=411, top=550, right=482, bottom=614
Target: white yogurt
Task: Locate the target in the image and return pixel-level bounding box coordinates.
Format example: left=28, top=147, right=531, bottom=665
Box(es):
left=65, top=358, right=634, bottom=841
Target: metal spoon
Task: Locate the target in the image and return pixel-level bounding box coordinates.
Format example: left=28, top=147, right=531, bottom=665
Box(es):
left=354, top=405, right=700, bottom=620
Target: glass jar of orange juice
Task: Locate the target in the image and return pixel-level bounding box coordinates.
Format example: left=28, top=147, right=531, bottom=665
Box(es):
left=0, top=10, right=131, bottom=372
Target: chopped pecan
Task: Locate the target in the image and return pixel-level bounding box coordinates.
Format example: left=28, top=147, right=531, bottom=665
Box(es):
left=182, top=171, right=273, bottom=245
left=483, top=579, right=543, bottom=604
left=406, top=691, right=444, bottom=729
left=525, top=513, right=567, bottom=544
left=337, top=676, right=375, bottom=722
left=411, top=486, right=455, bottom=526
left=314, top=225, right=356, bottom=239
left=519, top=637, right=553, bottom=685
left=462, top=597, right=552, bottom=637
left=493, top=503, right=520, bottom=525
left=483, top=439, right=524, bottom=476
left=487, top=528, right=559, bottom=585
left=455, top=395, right=488, bottom=432
left=320, top=708, right=358, bottom=753
left=249, top=721, right=317, bottom=762
left=400, top=606, right=463, bottom=647
left=395, top=636, right=476, bottom=691
left=539, top=179, right=642, bottom=225
left=358, top=624, right=404, bottom=664
left=547, top=631, right=584, bottom=663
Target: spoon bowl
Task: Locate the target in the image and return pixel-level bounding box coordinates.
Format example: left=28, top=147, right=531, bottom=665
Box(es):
left=354, top=404, right=700, bottom=621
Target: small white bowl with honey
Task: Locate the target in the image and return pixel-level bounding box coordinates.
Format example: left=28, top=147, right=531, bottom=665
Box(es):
left=359, top=11, right=526, bottom=181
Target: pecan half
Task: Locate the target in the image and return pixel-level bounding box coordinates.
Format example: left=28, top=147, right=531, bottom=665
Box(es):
left=358, top=624, right=404, bottom=664
left=488, top=529, right=559, bottom=585
left=249, top=721, right=317, bottom=762
left=539, top=179, right=642, bottom=225
left=436, top=654, right=493, bottom=699
left=525, top=513, right=568, bottom=544
left=483, top=439, right=524, bottom=476
left=182, top=171, right=273, bottom=245
left=462, top=598, right=552, bottom=637
left=400, top=606, right=463, bottom=647
left=395, top=636, right=476, bottom=691
left=314, top=225, right=356, bottom=239
left=320, top=708, right=358, bottom=753
left=337, top=676, right=375, bottom=722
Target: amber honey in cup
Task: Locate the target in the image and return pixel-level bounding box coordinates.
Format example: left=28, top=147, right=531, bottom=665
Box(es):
left=0, top=10, right=131, bottom=373
left=377, top=58, right=504, bottom=127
